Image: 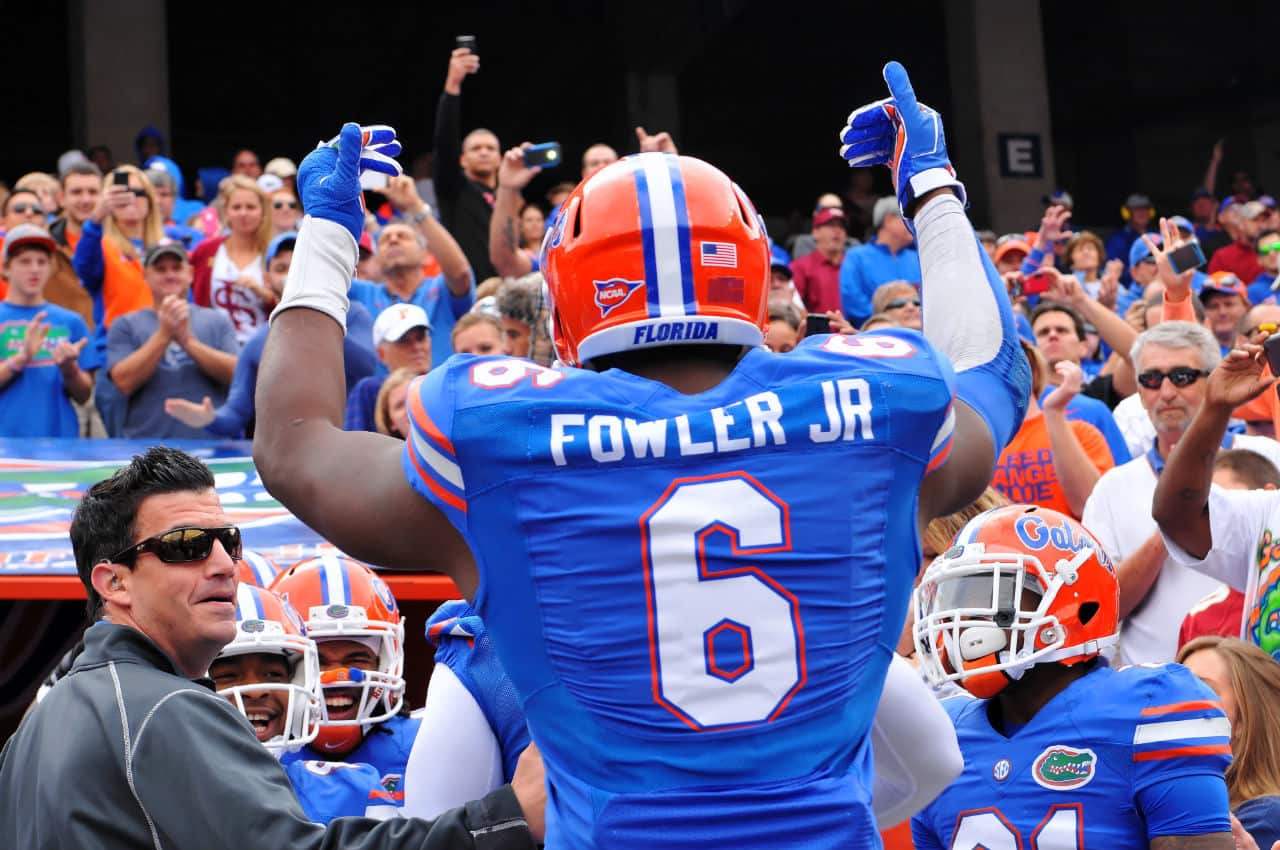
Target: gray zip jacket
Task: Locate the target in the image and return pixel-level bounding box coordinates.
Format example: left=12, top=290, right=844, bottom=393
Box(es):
left=0, top=621, right=535, bottom=850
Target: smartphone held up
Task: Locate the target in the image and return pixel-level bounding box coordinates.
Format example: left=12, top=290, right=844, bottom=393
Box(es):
left=523, top=142, right=562, bottom=169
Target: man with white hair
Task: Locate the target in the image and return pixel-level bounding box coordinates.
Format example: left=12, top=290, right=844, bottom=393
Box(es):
left=838, top=195, right=920, bottom=326
left=1081, top=321, right=1280, bottom=664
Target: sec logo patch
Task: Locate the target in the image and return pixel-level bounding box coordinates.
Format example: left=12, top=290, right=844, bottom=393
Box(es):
left=992, top=758, right=1011, bottom=781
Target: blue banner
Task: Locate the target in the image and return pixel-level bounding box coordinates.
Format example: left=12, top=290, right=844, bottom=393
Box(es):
left=0, top=439, right=333, bottom=576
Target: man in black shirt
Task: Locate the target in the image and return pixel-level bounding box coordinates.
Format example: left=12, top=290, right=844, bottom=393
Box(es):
left=434, top=46, right=500, bottom=281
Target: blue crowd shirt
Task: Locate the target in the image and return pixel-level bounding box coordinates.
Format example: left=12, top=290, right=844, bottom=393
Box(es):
left=838, top=240, right=921, bottom=325
left=206, top=302, right=377, bottom=437
left=349, top=273, right=474, bottom=369
left=0, top=302, right=91, bottom=437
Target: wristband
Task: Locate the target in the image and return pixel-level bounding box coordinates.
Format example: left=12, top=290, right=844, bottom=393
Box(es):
left=270, top=216, right=355, bottom=332
left=410, top=205, right=433, bottom=225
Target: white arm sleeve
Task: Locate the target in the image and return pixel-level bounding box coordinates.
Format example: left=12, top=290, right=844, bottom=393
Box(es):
left=915, top=193, right=1000, bottom=372
left=870, top=654, right=964, bottom=827
left=269, top=215, right=354, bottom=332
left=402, top=663, right=504, bottom=820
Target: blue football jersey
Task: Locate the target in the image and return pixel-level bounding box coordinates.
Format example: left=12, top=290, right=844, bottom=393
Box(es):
left=403, top=331, right=955, bottom=849
left=281, top=713, right=420, bottom=786
left=285, top=759, right=402, bottom=822
left=912, top=663, right=1232, bottom=850
left=427, top=600, right=531, bottom=782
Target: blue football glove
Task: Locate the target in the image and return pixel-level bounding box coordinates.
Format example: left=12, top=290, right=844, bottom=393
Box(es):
left=321, top=124, right=404, bottom=177
left=839, top=61, right=965, bottom=219
left=299, top=123, right=403, bottom=241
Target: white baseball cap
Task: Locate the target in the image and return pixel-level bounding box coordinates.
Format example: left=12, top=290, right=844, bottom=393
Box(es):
left=372, top=303, right=430, bottom=346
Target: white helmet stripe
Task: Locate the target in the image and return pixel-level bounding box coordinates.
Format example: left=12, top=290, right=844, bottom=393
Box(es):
left=235, top=583, right=264, bottom=620
left=632, top=154, right=693, bottom=319
left=320, top=555, right=349, bottom=605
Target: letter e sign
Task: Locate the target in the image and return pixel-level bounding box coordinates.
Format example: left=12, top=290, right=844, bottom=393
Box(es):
left=998, top=133, right=1042, bottom=178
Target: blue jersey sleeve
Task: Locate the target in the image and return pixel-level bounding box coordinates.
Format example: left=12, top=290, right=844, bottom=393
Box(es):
left=286, top=759, right=396, bottom=823
left=402, top=366, right=468, bottom=534
left=1135, top=772, right=1230, bottom=839
left=1128, top=664, right=1232, bottom=794
left=426, top=600, right=531, bottom=782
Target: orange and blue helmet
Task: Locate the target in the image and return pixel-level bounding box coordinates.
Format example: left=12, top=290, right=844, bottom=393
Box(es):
left=236, top=549, right=282, bottom=588
left=540, top=152, right=770, bottom=367
left=913, top=505, right=1119, bottom=698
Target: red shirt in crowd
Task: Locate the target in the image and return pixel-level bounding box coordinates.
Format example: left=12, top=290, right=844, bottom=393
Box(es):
left=1178, top=584, right=1245, bottom=651
left=790, top=250, right=844, bottom=314
left=1208, top=238, right=1263, bottom=284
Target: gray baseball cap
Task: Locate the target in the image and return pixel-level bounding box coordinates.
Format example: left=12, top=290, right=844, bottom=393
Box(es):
left=2, top=224, right=57, bottom=263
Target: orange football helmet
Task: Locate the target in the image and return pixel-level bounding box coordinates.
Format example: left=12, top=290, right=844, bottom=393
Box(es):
left=913, top=505, right=1118, bottom=698
left=215, top=584, right=322, bottom=754
left=540, top=152, right=770, bottom=367
left=237, top=549, right=282, bottom=588
left=269, top=554, right=405, bottom=754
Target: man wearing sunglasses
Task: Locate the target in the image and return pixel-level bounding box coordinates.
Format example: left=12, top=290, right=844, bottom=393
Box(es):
left=1246, top=229, right=1280, bottom=306
left=0, top=446, right=544, bottom=849
left=1082, top=321, right=1280, bottom=666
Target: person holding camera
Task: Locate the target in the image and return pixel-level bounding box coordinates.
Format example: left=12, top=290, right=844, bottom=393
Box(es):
left=489, top=144, right=545, bottom=280
left=0, top=446, right=544, bottom=849
left=435, top=40, right=499, bottom=281
left=349, top=175, right=473, bottom=368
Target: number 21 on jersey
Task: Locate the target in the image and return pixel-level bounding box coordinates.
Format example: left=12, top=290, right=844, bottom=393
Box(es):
left=640, top=472, right=806, bottom=730
left=951, top=805, right=1082, bottom=850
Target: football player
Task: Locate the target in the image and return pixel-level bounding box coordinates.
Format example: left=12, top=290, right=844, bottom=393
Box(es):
left=269, top=554, right=418, bottom=785
left=403, top=600, right=532, bottom=818
left=212, top=583, right=401, bottom=822
left=254, top=61, right=1030, bottom=848
left=911, top=504, right=1233, bottom=850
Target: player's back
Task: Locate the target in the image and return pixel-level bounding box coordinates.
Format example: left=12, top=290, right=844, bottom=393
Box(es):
left=913, top=662, right=1231, bottom=850
left=405, top=331, right=955, bottom=848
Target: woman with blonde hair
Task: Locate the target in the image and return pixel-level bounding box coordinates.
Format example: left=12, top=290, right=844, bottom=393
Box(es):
left=1177, top=636, right=1280, bottom=850
left=190, top=174, right=274, bottom=346
left=374, top=367, right=418, bottom=439
left=72, top=165, right=165, bottom=333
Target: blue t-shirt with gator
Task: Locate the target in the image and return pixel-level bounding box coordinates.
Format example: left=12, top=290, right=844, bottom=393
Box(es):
left=0, top=302, right=90, bottom=437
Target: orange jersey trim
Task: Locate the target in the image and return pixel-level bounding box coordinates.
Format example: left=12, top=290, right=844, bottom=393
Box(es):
left=1133, top=744, right=1232, bottom=762
left=1140, top=700, right=1223, bottom=717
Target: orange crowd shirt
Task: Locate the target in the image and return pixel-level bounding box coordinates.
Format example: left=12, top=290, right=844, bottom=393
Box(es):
left=990, top=412, right=1114, bottom=518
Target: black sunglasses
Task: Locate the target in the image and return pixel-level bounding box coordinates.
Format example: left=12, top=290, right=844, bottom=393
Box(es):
left=1136, top=367, right=1209, bottom=390
left=110, top=525, right=242, bottom=566
left=12, top=203, right=44, bottom=215
left=273, top=200, right=299, bottom=210
left=885, top=297, right=921, bottom=310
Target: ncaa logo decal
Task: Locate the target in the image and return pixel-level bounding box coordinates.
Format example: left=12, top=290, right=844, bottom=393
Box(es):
left=992, top=759, right=1011, bottom=781
left=1032, top=745, right=1097, bottom=791
left=593, top=278, right=644, bottom=317
left=372, top=577, right=397, bottom=612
